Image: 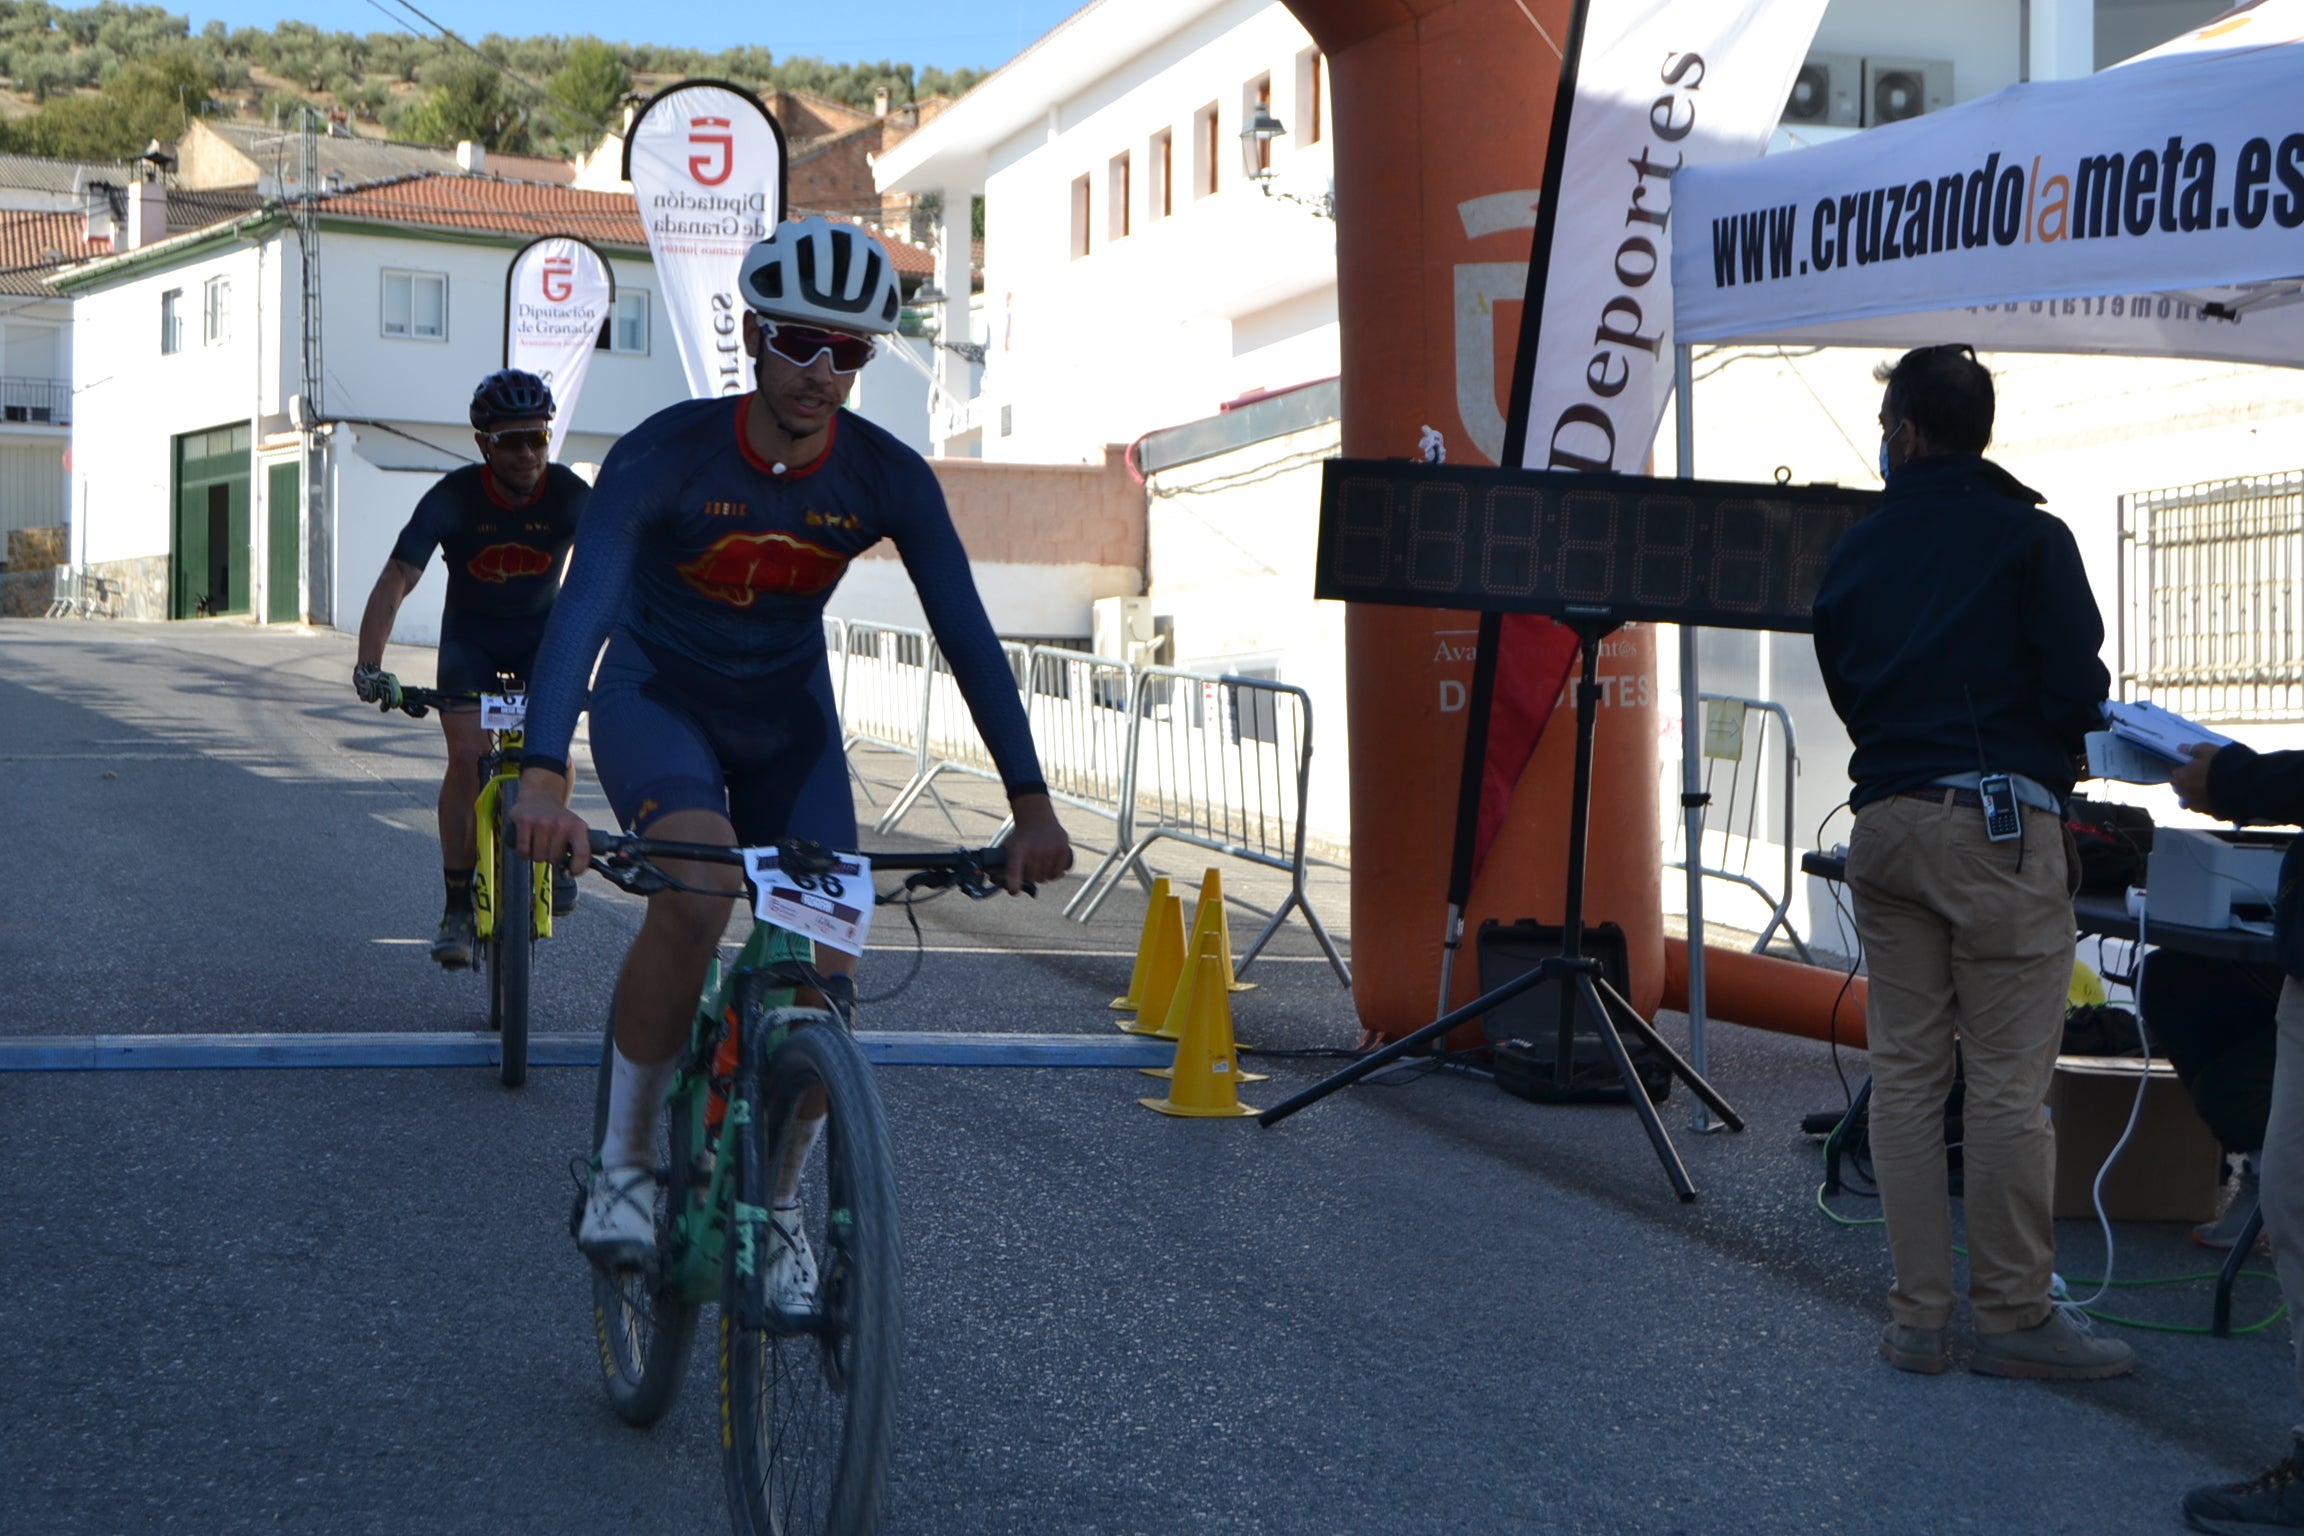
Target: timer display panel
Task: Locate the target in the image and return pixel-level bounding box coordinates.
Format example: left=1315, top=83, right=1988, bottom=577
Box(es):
left=1316, top=460, right=1879, bottom=633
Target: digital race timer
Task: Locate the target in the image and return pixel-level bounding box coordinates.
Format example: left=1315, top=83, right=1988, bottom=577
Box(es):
left=1314, top=460, right=1879, bottom=634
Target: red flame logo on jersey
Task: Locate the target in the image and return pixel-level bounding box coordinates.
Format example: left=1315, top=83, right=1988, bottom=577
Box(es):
left=688, top=116, right=734, bottom=186
left=468, top=543, right=555, bottom=584
left=676, top=531, right=849, bottom=607
left=540, top=255, right=573, bottom=303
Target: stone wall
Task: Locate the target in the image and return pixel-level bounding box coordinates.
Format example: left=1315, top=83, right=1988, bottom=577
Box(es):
left=0, top=524, right=64, bottom=615
left=87, top=554, right=167, bottom=620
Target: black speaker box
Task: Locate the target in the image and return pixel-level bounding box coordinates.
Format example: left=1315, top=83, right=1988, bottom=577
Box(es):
left=1477, top=918, right=1672, bottom=1106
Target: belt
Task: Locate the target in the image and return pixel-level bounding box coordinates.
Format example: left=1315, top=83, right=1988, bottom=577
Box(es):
left=1898, top=787, right=1986, bottom=810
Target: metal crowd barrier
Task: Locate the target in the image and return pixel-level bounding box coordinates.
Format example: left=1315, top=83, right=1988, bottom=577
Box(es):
left=833, top=620, right=935, bottom=809
left=1665, top=693, right=1813, bottom=961
left=874, top=639, right=1031, bottom=837
left=826, top=627, right=1347, bottom=983
left=1068, top=667, right=1349, bottom=986
left=42, top=566, right=118, bottom=619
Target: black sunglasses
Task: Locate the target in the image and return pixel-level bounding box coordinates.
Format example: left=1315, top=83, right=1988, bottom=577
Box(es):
left=482, top=428, right=550, bottom=452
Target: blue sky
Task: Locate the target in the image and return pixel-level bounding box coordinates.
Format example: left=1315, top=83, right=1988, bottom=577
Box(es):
left=157, top=0, right=1088, bottom=72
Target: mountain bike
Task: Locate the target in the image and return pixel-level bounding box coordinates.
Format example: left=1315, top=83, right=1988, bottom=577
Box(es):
left=576, top=829, right=1021, bottom=1536
left=390, top=683, right=554, bottom=1086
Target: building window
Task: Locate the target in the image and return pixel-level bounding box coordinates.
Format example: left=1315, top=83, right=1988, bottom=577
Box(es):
left=160, top=288, right=182, bottom=354
left=596, top=289, right=650, bottom=354
left=2121, top=469, right=2304, bottom=721
left=1298, top=51, right=1324, bottom=145
left=1246, top=76, right=1274, bottom=174
left=1108, top=151, right=1131, bottom=242
left=1150, top=129, right=1173, bottom=220
left=1069, top=173, right=1091, bottom=259
left=202, top=276, right=230, bottom=346
left=381, top=269, right=447, bottom=341
left=1194, top=103, right=1220, bottom=198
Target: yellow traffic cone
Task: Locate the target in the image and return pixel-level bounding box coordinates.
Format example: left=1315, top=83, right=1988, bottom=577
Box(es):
left=1117, top=893, right=1187, bottom=1036
left=1109, top=877, right=1173, bottom=1010
left=1191, top=869, right=1255, bottom=993
left=1141, top=932, right=1259, bottom=1118
left=1141, top=900, right=1265, bottom=1078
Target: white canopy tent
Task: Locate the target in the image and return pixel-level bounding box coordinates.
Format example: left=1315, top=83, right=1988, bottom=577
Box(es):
left=1671, top=2, right=2304, bottom=357
left=1656, top=0, right=2303, bottom=1076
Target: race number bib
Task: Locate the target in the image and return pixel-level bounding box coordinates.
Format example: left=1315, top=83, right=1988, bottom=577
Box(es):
left=481, top=692, right=528, bottom=730
left=742, top=848, right=874, bottom=956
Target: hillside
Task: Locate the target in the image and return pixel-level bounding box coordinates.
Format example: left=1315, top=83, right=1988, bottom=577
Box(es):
left=0, top=3, right=985, bottom=159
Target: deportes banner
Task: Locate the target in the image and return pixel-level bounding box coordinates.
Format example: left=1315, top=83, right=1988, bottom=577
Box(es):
left=622, top=79, right=788, bottom=399
left=1506, top=0, right=1833, bottom=475
left=1672, top=33, right=2304, bottom=347
left=503, top=235, right=614, bottom=461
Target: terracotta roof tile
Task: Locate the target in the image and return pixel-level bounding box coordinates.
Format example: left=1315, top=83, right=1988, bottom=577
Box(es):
left=0, top=211, right=105, bottom=271
left=316, top=173, right=935, bottom=277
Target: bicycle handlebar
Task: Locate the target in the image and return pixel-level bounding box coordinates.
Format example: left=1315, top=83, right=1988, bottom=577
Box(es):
left=386, top=685, right=485, bottom=719
left=584, top=829, right=1020, bottom=900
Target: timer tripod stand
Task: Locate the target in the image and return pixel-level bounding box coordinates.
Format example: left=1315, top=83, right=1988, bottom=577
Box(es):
left=1258, top=615, right=1744, bottom=1201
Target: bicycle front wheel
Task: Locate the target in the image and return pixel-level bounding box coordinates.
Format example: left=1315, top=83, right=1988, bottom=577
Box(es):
left=723, top=1010, right=902, bottom=1536
left=586, top=1019, right=701, bottom=1426
left=490, top=784, right=532, bottom=1087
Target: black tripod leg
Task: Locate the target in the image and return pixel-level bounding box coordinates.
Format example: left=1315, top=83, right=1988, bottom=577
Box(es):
left=2214, top=1202, right=2264, bottom=1339
left=1593, top=980, right=1746, bottom=1133
left=1579, top=974, right=1698, bottom=1202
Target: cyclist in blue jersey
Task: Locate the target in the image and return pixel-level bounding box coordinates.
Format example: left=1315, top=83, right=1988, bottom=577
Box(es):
left=508, top=218, right=1072, bottom=1282
left=353, top=369, right=588, bottom=966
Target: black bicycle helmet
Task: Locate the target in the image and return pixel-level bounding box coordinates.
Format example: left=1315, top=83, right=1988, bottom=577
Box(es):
left=469, top=369, right=556, bottom=430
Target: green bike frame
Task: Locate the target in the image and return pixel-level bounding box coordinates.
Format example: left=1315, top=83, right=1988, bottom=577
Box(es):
left=660, top=922, right=818, bottom=1306
left=470, top=726, right=553, bottom=944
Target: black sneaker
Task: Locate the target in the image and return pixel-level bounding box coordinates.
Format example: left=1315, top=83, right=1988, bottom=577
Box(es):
left=552, top=869, right=579, bottom=918
left=2184, top=1441, right=2304, bottom=1532
left=430, top=908, right=476, bottom=969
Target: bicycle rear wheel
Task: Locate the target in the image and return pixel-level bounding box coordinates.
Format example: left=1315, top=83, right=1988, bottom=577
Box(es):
left=585, top=1019, right=701, bottom=1426
left=722, top=1009, right=902, bottom=1536
left=489, top=784, right=532, bottom=1087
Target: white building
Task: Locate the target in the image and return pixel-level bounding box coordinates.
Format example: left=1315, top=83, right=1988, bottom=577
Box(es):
left=52, top=171, right=937, bottom=638
left=879, top=0, right=2280, bottom=877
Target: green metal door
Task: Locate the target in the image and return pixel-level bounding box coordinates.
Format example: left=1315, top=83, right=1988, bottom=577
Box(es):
left=266, top=461, right=300, bottom=623
left=171, top=423, right=251, bottom=619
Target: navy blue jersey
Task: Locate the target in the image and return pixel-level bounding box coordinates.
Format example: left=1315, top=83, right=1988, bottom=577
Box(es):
left=523, top=397, right=1045, bottom=796
left=388, top=463, right=588, bottom=620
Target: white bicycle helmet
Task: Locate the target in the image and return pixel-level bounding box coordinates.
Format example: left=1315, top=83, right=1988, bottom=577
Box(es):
left=737, top=216, right=903, bottom=335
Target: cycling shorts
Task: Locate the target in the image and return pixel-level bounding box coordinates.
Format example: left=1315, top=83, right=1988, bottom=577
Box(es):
left=435, top=610, right=548, bottom=703
left=585, top=631, right=855, bottom=848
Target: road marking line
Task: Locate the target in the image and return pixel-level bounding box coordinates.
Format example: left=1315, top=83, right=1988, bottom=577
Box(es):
left=0, top=1031, right=1178, bottom=1071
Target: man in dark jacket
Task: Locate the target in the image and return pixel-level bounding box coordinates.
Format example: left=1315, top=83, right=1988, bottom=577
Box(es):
left=1813, top=344, right=2132, bottom=1381
left=2173, top=741, right=2304, bottom=1530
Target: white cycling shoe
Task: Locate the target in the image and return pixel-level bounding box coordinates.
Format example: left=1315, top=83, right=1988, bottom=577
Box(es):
left=765, top=1206, right=819, bottom=1312
left=578, top=1164, right=658, bottom=1270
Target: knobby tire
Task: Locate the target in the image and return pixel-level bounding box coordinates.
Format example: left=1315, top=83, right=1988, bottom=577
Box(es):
left=722, top=1009, right=902, bottom=1536
left=492, top=783, right=532, bottom=1087
left=587, top=1018, right=701, bottom=1426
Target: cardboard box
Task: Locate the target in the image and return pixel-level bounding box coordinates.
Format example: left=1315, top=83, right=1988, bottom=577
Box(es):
left=2048, top=1056, right=2222, bottom=1223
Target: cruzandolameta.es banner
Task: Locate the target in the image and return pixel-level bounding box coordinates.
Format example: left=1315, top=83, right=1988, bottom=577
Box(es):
left=1513, top=0, right=1832, bottom=474
left=505, top=236, right=614, bottom=461
left=1672, top=38, right=2304, bottom=344
left=622, top=80, right=787, bottom=398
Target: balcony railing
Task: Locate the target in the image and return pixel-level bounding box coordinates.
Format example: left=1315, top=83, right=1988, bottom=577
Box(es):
left=0, top=377, right=70, bottom=426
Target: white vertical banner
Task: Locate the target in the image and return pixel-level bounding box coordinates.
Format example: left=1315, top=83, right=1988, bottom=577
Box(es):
left=504, top=235, right=615, bottom=462
left=1507, top=0, right=1833, bottom=472
left=622, top=79, right=788, bottom=399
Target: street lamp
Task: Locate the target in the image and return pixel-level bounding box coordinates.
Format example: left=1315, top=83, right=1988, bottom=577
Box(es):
left=1239, top=104, right=1335, bottom=220
left=911, top=283, right=987, bottom=365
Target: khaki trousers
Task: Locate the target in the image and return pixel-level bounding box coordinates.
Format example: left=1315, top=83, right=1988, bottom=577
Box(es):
left=2263, top=980, right=2304, bottom=1414
left=1846, top=792, right=2075, bottom=1334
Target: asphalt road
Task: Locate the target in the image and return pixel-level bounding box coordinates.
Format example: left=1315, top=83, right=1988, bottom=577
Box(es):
left=1, top=618, right=2291, bottom=1535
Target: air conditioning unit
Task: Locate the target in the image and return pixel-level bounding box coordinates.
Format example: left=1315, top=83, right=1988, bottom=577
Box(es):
left=1861, top=57, right=1953, bottom=127
left=1784, top=53, right=1861, bottom=128
left=1091, top=595, right=1156, bottom=667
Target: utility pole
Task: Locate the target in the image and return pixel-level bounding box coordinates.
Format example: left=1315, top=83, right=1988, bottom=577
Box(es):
left=297, top=107, right=329, bottom=623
